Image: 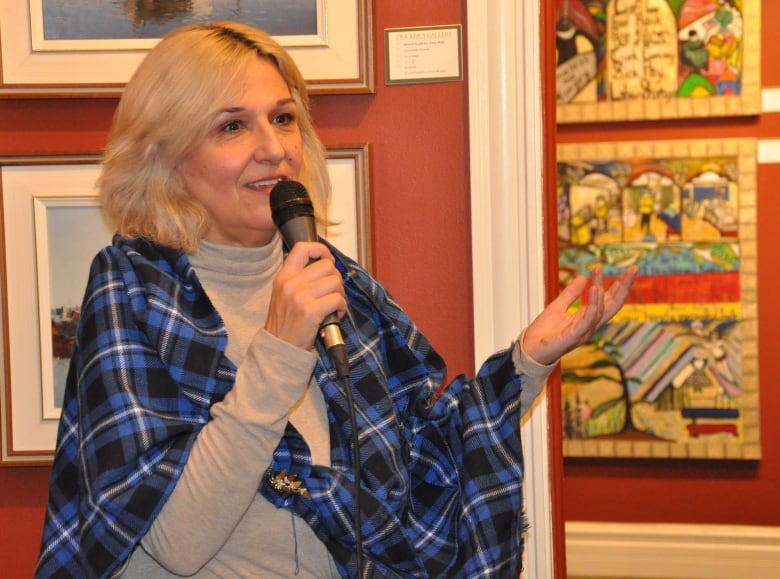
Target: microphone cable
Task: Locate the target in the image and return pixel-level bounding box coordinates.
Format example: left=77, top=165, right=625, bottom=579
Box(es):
left=323, top=328, right=362, bottom=575
left=269, top=180, right=363, bottom=574
left=337, top=371, right=364, bottom=577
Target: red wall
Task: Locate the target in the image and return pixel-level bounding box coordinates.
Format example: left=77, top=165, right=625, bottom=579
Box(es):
left=3, top=1, right=779, bottom=577
left=0, top=3, right=475, bottom=576
left=558, top=2, right=780, bottom=528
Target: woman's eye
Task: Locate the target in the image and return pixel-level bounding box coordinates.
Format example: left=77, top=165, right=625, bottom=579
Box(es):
left=272, top=112, right=294, bottom=125
left=221, top=120, right=244, bottom=132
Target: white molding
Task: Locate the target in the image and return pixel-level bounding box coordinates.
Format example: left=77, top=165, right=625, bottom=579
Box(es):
left=758, top=139, right=780, bottom=164
left=467, top=1, right=552, bottom=577
left=762, top=87, right=780, bottom=113
left=566, top=521, right=780, bottom=578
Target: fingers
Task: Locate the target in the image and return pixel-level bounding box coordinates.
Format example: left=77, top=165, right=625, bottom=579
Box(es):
left=281, top=242, right=344, bottom=307
left=569, top=265, right=632, bottom=337
left=523, top=266, right=637, bottom=365
left=601, top=265, right=638, bottom=322
left=554, top=274, right=589, bottom=311
left=571, top=283, right=603, bottom=340
left=610, top=266, right=638, bottom=299
left=590, top=265, right=603, bottom=288
left=588, top=280, right=605, bottom=320
left=285, top=241, right=335, bottom=269
left=265, top=242, right=346, bottom=349
left=524, top=279, right=602, bottom=364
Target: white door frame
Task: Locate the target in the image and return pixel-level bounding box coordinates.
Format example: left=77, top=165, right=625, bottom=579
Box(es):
left=467, top=1, right=554, bottom=577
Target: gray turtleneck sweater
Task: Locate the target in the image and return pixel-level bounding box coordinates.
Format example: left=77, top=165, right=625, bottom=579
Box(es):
left=120, top=236, right=338, bottom=577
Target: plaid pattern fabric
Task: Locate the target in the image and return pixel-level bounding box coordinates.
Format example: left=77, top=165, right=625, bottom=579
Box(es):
left=262, top=253, right=527, bottom=578
left=35, top=237, right=236, bottom=579
left=36, top=236, right=527, bottom=578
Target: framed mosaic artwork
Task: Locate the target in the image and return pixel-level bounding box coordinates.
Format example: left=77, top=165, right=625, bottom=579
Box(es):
left=557, top=138, right=760, bottom=459
left=555, top=0, right=761, bottom=123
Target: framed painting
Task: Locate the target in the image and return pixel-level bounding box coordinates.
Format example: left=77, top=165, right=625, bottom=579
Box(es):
left=0, top=146, right=371, bottom=464
left=555, top=0, right=761, bottom=123
left=322, top=145, right=372, bottom=272
left=557, top=138, right=760, bottom=459
left=0, top=0, right=374, bottom=97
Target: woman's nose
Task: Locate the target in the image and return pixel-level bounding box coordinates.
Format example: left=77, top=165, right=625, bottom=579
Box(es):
left=253, top=125, right=285, bottom=164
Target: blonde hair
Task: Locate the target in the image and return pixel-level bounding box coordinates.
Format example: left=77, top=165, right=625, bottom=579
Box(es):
left=98, top=21, right=330, bottom=252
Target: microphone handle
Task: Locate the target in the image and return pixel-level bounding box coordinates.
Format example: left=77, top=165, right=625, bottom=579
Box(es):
left=277, top=218, right=349, bottom=378
left=302, top=260, right=349, bottom=380
left=319, top=314, right=349, bottom=379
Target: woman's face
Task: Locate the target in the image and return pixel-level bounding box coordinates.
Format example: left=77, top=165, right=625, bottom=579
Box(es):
left=181, top=57, right=304, bottom=247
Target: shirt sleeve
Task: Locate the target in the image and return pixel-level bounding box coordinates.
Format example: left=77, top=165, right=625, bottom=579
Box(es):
left=139, top=329, right=317, bottom=575
left=512, top=329, right=557, bottom=417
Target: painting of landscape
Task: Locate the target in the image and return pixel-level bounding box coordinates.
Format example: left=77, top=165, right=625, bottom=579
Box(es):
left=557, top=138, right=760, bottom=459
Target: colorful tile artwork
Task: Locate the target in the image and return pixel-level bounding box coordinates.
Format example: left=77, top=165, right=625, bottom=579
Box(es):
left=557, top=138, right=760, bottom=459
left=555, top=0, right=761, bottom=123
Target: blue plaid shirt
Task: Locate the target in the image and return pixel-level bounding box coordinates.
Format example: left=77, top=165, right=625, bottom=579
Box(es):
left=36, top=236, right=529, bottom=578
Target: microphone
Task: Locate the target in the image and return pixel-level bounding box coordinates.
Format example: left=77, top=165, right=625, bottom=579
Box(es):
left=270, top=180, right=350, bottom=379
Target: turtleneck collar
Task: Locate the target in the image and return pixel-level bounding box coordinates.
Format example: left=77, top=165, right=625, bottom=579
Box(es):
left=188, top=233, right=284, bottom=279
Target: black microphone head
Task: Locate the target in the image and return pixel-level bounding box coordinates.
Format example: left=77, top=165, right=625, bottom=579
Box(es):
left=270, top=180, right=314, bottom=228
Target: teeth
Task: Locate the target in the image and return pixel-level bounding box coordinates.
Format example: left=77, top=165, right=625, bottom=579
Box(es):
left=248, top=178, right=283, bottom=189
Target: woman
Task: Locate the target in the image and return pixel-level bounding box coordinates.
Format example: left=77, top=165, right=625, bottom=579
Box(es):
left=36, top=21, right=636, bottom=578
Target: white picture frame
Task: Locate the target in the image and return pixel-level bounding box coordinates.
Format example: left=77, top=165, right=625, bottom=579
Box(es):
left=0, top=0, right=374, bottom=96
